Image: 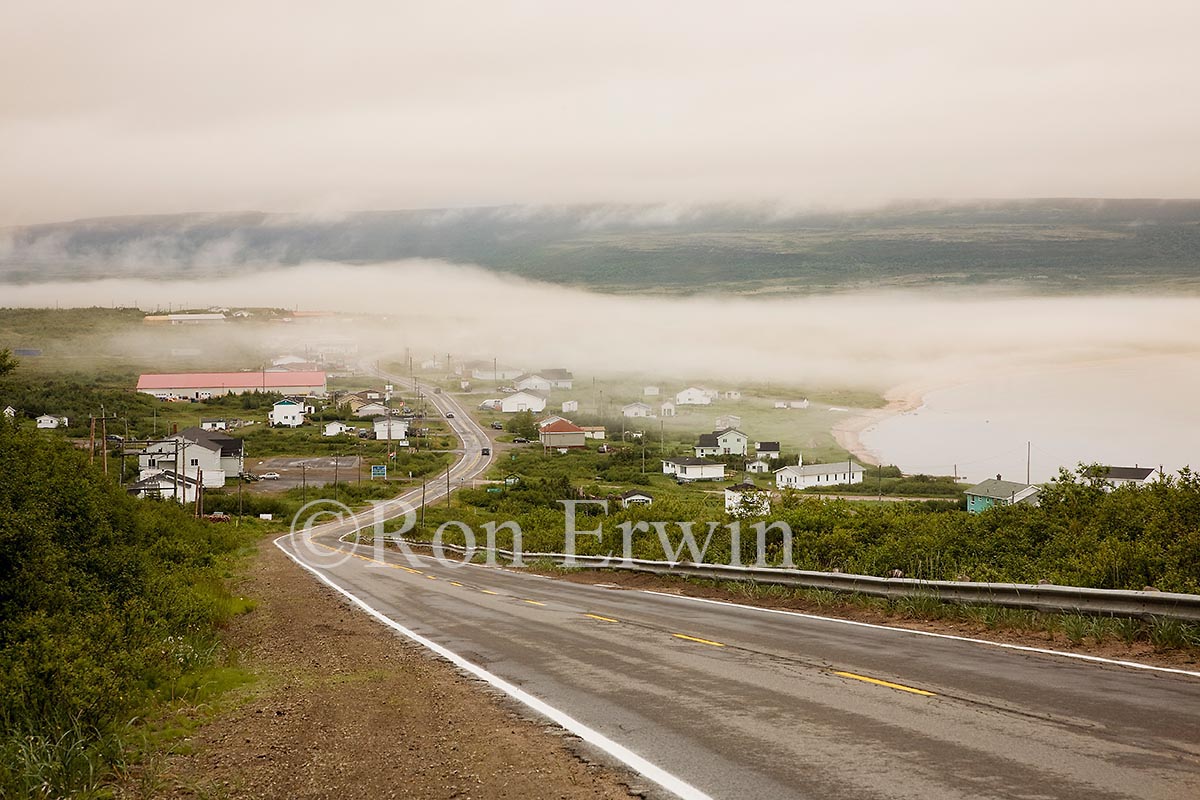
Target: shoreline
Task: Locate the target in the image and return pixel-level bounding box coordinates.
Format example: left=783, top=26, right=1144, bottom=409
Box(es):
left=832, top=381, right=936, bottom=466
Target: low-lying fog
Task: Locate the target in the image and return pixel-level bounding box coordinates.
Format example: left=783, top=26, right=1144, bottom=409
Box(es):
left=4, top=260, right=1200, bottom=394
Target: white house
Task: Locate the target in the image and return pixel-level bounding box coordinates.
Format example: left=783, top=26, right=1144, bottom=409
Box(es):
left=695, top=428, right=749, bottom=457
left=561, top=400, right=580, bottom=413
left=200, top=419, right=228, bottom=431
left=659, top=401, right=676, bottom=417
left=715, top=414, right=742, bottom=430
left=776, top=462, right=865, bottom=490
left=539, top=369, right=574, bottom=389
left=1085, top=465, right=1159, bottom=488
left=622, top=402, right=653, bottom=418
left=755, top=441, right=781, bottom=461
left=619, top=489, right=654, bottom=509
left=723, top=390, right=742, bottom=401
left=662, top=457, right=725, bottom=482
left=352, top=402, right=391, bottom=418
left=580, top=426, right=606, bottom=440
left=4, top=406, right=16, bottom=418
left=179, top=427, right=244, bottom=477
left=643, top=386, right=660, bottom=397
left=472, top=365, right=524, bottom=381
left=514, top=373, right=554, bottom=393
left=500, top=390, right=548, bottom=413
left=126, top=470, right=200, bottom=504
left=675, top=387, right=713, bottom=406
left=36, top=414, right=68, bottom=429
left=746, top=459, right=772, bottom=474
left=790, top=399, right=810, bottom=409
left=373, top=417, right=410, bottom=443
left=725, top=483, right=771, bottom=516
left=139, top=436, right=225, bottom=488
left=269, top=399, right=305, bottom=427
left=323, top=421, right=360, bottom=437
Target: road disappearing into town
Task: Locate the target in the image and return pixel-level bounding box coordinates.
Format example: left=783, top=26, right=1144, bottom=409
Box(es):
left=278, top=378, right=1200, bottom=800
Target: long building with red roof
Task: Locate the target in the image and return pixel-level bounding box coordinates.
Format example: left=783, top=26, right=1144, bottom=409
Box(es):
left=136, top=370, right=327, bottom=400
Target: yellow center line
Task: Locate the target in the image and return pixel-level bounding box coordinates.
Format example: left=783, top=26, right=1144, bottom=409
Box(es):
left=479, top=589, right=498, bottom=595
left=584, top=613, right=619, bottom=623
left=449, top=581, right=464, bottom=587
left=522, top=599, right=547, bottom=606
left=425, top=575, right=438, bottom=580
left=672, top=633, right=726, bottom=647
left=833, top=671, right=936, bottom=697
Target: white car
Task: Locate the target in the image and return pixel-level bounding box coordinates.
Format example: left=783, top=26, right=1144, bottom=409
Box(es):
left=260, top=472, right=281, bottom=480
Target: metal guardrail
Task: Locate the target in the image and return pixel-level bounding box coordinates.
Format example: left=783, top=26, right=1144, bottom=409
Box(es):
left=383, top=538, right=1200, bottom=622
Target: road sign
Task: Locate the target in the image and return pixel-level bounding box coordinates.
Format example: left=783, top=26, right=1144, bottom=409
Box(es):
left=371, top=465, right=387, bottom=479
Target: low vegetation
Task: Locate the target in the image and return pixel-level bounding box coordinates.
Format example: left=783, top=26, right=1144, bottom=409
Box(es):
left=0, top=418, right=259, bottom=798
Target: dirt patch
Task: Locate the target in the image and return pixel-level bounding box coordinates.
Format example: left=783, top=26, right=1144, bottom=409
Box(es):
left=530, top=567, right=1200, bottom=671
left=162, top=543, right=638, bottom=799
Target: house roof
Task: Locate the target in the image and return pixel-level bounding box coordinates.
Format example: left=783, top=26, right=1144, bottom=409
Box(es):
left=580, top=426, right=606, bottom=432
left=137, top=371, right=326, bottom=390
left=507, top=389, right=549, bottom=400
left=966, top=478, right=1035, bottom=499
left=540, top=419, right=585, bottom=434
left=1084, top=465, right=1156, bottom=481
left=540, top=369, right=573, bottom=380
left=697, top=433, right=718, bottom=447
left=756, top=441, right=781, bottom=451
left=147, top=434, right=221, bottom=455
left=619, top=489, right=653, bottom=499
left=623, top=401, right=651, bottom=409
left=128, top=470, right=201, bottom=491
left=714, top=427, right=746, bottom=438
left=726, top=482, right=767, bottom=493
left=273, top=399, right=301, bottom=406
left=665, top=456, right=719, bottom=466
left=776, top=462, right=866, bottom=477
left=179, top=427, right=243, bottom=458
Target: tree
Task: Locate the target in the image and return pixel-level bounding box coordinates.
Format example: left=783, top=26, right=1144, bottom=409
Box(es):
left=505, top=410, right=538, bottom=440
left=0, top=349, right=17, bottom=378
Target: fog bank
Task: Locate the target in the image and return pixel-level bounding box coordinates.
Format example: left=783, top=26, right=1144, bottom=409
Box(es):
left=4, top=261, right=1199, bottom=391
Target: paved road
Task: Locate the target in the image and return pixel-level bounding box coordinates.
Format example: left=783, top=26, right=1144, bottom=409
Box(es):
left=278, top=377, right=1200, bottom=800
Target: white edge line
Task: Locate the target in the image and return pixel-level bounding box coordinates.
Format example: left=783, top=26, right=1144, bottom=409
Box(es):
left=274, top=534, right=712, bottom=800
left=640, top=590, right=1200, bottom=679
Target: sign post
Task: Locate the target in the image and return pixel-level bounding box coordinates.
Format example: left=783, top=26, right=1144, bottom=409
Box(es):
left=371, top=465, right=387, bottom=480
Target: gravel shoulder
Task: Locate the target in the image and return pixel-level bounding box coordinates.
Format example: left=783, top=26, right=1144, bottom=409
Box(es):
left=163, top=540, right=637, bottom=800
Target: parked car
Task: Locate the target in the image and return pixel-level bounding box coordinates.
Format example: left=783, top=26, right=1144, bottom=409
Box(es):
left=490, top=421, right=504, bottom=430
left=204, top=512, right=230, bottom=522
left=260, top=472, right=281, bottom=480
left=445, top=412, right=455, bottom=418
left=105, top=434, right=124, bottom=442
left=239, top=472, right=260, bottom=482
left=512, top=437, right=529, bottom=444
left=481, top=447, right=491, bottom=456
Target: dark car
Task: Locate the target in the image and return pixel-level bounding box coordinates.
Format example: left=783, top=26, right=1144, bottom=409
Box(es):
left=105, top=434, right=124, bottom=442
left=491, top=421, right=504, bottom=430
left=445, top=412, right=455, bottom=418
left=512, top=437, right=529, bottom=444
left=481, top=447, right=491, bottom=456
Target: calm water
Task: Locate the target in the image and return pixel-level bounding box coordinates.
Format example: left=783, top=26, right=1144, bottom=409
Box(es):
left=860, top=355, right=1200, bottom=483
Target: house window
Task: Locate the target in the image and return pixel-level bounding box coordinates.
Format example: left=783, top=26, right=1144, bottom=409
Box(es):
left=147, top=459, right=156, bottom=468
left=190, top=458, right=199, bottom=467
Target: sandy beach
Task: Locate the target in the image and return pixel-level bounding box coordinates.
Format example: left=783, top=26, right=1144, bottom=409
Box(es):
left=832, top=382, right=933, bottom=466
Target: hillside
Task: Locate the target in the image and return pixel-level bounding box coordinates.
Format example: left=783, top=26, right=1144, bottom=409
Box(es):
left=3, top=199, right=1200, bottom=293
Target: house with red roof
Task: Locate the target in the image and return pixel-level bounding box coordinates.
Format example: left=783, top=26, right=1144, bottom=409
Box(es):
left=538, top=418, right=587, bottom=450
left=136, top=370, right=327, bottom=400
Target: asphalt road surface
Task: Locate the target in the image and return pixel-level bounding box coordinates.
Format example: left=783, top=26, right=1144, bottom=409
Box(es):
left=277, top=376, right=1200, bottom=800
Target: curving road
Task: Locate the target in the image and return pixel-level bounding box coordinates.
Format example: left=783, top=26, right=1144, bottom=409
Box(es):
left=278, top=377, right=1200, bottom=800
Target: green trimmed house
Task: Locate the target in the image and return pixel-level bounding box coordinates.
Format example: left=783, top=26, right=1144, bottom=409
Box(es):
left=965, top=477, right=1040, bottom=514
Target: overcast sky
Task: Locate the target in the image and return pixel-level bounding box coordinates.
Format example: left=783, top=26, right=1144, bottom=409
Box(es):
left=2, top=1, right=1199, bottom=225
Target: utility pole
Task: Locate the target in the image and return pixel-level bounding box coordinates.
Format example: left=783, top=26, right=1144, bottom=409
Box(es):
left=302, top=464, right=308, bottom=504
left=420, top=481, right=426, bottom=533
left=1026, top=441, right=1031, bottom=484
left=333, top=454, right=339, bottom=502
left=445, top=466, right=451, bottom=508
